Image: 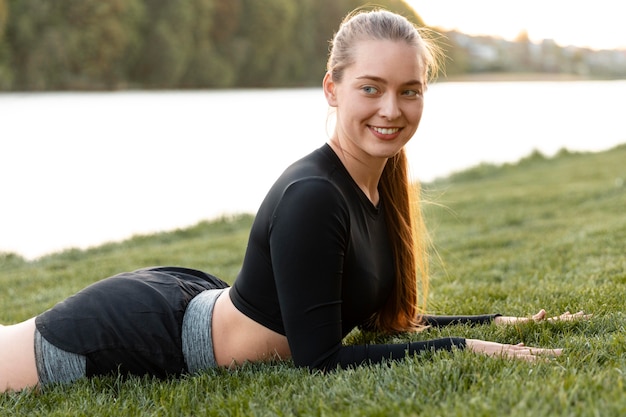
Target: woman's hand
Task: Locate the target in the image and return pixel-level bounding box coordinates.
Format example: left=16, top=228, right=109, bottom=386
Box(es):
left=493, top=309, right=591, bottom=325
left=465, top=339, right=562, bottom=361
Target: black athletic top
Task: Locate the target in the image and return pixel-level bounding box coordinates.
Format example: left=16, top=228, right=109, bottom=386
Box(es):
left=230, top=144, right=498, bottom=371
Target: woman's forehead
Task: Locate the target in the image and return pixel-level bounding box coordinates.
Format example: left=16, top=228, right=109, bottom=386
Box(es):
left=348, top=40, right=425, bottom=82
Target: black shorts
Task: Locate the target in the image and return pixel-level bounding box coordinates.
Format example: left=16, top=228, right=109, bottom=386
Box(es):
left=35, top=266, right=229, bottom=378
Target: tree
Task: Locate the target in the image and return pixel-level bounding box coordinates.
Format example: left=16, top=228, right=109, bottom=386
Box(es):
left=0, top=0, right=6, bottom=40
left=233, top=0, right=298, bottom=87
left=6, top=0, right=144, bottom=90
left=1, top=0, right=444, bottom=90
left=182, top=0, right=242, bottom=88
left=0, top=0, right=12, bottom=88
left=129, top=0, right=196, bottom=88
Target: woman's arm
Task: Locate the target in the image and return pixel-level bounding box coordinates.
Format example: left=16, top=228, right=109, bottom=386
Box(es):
left=422, top=314, right=501, bottom=327
left=269, top=181, right=467, bottom=370
left=424, top=310, right=590, bottom=327
left=268, top=181, right=575, bottom=370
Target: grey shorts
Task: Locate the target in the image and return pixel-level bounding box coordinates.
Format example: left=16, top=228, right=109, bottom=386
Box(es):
left=34, top=288, right=226, bottom=387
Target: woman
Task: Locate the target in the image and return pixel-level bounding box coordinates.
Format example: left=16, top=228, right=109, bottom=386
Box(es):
left=0, top=9, right=586, bottom=393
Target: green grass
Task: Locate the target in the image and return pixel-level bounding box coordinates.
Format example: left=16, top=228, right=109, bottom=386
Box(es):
left=2, top=144, right=626, bottom=416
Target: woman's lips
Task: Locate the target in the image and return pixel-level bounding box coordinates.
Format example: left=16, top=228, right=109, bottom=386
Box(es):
left=370, top=126, right=402, bottom=139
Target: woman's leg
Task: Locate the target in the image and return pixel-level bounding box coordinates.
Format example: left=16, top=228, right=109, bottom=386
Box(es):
left=0, top=318, right=39, bottom=392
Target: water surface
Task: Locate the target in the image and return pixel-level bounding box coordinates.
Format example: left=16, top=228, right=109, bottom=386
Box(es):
left=2, top=81, right=624, bottom=258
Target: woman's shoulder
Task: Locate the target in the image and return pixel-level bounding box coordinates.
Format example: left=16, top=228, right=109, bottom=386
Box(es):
left=254, top=145, right=351, bottom=224
left=264, top=145, right=347, bottom=203
left=281, top=176, right=345, bottom=206
left=280, top=144, right=342, bottom=181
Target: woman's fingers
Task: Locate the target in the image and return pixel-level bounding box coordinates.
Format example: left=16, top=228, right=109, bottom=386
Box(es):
left=547, top=310, right=592, bottom=321
left=466, top=339, right=562, bottom=362
left=495, top=309, right=591, bottom=326
left=531, top=309, right=547, bottom=321
left=530, top=310, right=592, bottom=322
left=501, top=345, right=562, bottom=361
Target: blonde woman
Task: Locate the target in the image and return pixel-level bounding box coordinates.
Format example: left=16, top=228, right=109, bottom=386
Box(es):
left=1, top=9, right=585, bottom=393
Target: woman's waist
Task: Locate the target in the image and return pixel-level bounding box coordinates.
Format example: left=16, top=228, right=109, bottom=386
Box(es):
left=211, top=288, right=291, bottom=367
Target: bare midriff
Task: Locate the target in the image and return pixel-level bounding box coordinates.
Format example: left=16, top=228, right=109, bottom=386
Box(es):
left=211, top=288, right=292, bottom=367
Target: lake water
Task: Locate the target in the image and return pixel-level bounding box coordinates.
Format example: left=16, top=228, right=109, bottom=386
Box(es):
left=2, top=81, right=625, bottom=259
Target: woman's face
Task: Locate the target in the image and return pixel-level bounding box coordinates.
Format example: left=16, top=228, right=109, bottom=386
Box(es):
left=324, top=39, right=425, bottom=162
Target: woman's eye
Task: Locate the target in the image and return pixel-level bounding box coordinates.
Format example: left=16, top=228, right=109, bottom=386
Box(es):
left=402, top=89, right=420, bottom=97
left=362, top=86, right=379, bottom=94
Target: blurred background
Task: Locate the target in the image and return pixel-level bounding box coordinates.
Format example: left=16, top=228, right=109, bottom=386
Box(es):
left=1, top=0, right=624, bottom=90
left=1, top=0, right=624, bottom=258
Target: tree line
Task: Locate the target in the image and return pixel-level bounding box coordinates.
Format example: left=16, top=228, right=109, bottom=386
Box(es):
left=0, top=0, right=424, bottom=91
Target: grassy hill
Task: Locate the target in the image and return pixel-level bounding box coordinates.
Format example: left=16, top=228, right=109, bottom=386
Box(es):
left=1, top=144, right=625, bottom=416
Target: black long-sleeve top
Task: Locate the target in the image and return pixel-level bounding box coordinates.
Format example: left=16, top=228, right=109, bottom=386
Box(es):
left=230, top=145, right=498, bottom=371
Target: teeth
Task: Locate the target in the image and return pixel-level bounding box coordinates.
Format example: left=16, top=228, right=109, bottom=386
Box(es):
left=373, top=127, right=400, bottom=135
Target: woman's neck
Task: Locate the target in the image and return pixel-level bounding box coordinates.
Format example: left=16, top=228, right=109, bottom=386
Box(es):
left=327, top=139, right=386, bottom=206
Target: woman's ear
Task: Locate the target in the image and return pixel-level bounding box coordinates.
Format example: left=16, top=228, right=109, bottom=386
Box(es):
left=323, top=72, right=338, bottom=107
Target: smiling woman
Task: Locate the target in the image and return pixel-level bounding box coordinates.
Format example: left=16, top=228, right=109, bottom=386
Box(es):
left=323, top=38, right=426, bottom=203
left=0, top=8, right=583, bottom=394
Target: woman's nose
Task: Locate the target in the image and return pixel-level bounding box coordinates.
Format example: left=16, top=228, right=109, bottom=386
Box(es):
left=379, top=94, right=401, bottom=120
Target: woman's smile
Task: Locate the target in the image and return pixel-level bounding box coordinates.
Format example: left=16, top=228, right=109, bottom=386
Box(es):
left=369, top=125, right=403, bottom=140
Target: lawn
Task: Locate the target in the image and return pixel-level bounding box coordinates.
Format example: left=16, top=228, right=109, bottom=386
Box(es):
left=1, top=144, right=625, bottom=416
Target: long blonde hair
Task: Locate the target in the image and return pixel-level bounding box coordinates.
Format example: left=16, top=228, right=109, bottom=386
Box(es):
left=327, top=9, right=442, bottom=333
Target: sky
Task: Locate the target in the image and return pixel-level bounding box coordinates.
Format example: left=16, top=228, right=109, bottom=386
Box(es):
left=407, top=0, right=626, bottom=50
